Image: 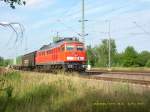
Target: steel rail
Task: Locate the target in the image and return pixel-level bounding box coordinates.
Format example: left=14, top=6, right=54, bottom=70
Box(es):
left=82, top=75, right=150, bottom=86
left=86, top=70, right=150, bottom=76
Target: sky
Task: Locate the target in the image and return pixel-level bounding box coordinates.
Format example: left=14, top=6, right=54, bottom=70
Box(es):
left=0, top=0, right=150, bottom=58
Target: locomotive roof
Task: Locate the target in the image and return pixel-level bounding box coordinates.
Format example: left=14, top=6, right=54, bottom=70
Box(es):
left=39, top=38, right=83, bottom=51
left=55, top=37, right=79, bottom=43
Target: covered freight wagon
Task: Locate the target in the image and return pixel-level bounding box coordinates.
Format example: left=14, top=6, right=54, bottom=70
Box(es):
left=22, top=51, right=36, bottom=68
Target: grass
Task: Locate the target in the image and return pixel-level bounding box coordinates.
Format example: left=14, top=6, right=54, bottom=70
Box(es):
left=0, top=70, right=150, bottom=112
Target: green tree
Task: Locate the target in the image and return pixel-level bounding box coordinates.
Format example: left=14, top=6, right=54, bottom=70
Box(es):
left=136, top=51, right=150, bottom=67
left=86, top=45, right=97, bottom=66
left=1, top=0, right=26, bottom=9
left=114, top=52, right=124, bottom=67
left=146, top=60, right=150, bottom=67
left=0, top=57, right=13, bottom=67
left=122, top=46, right=138, bottom=67
left=0, top=56, right=4, bottom=66
left=4, top=59, right=13, bottom=66
left=95, top=39, right=117, bottom=67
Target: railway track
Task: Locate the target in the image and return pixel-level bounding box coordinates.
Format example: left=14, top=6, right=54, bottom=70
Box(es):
left=83, top=75, right=150, bottom=86
left=86, top=70, right=150, bottom=76
left=82, top=70, right=150, bottom=86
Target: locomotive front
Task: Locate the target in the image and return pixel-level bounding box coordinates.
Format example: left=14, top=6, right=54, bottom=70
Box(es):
left=63, top=40, right=87, bottom=71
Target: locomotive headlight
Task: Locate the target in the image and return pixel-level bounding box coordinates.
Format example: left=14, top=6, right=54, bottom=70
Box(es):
left=78, top=57, right=84, bottom=61
left=67, top=57, right=74, bottom=60
left=67, top=56, right=85, bottom=61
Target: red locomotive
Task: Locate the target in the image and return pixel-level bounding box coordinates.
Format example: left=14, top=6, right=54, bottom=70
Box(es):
left=16, top=38, right=87, bottom=71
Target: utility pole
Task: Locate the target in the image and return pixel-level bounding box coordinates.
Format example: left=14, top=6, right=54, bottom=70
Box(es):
left=56, top=32, right=59, bottom=39
left=79, top=0, right=88, bottom=43
left=80, top=0, right=90, bottom=70
left=100, top=20, right=111, bottom=69
left=82, top=0, right=85, bottom=43
left=107, top=20, right=111, bottom=69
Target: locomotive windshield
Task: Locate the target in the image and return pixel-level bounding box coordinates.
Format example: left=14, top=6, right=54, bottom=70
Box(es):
left=77, top=46, right=84, bottom=51
left=66, top=44, right=84, bottom=51
left=66, top=45, right=74, bottom=51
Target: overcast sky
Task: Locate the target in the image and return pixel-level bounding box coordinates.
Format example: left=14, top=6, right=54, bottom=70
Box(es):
left=0, top=0, right=150, bottom=58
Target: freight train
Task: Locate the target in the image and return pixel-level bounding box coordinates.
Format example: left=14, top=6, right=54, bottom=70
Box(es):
left=14, top=38, right=87, bottom=71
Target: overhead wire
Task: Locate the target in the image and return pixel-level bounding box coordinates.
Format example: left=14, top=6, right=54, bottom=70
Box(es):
left=52, top=1, right=81, bottom=37
left=57, top=19, right=80, bottom=36
left=133, top=21, right=150, bottom=36
left=0, top=22, right=25, bottom=59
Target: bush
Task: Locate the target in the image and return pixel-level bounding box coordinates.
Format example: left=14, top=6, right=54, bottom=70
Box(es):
left=146, top=60, right=150, bottom=67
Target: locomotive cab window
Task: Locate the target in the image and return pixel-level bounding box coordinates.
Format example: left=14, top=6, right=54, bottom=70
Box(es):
left=77, top=46, right=84, bottom=51
left=66, top=45, right=74, bottom=51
